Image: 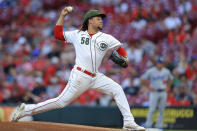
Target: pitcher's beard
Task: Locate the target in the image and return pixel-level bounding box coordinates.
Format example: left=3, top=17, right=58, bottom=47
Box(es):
left=98, top=26, right=102, bottom=30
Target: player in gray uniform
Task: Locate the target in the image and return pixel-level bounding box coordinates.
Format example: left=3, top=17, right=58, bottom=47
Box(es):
left=141, top=57, right=173, bottom=128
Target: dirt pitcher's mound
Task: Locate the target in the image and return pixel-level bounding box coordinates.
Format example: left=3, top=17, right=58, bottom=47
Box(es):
left=0, top=121, right=124, bottom=131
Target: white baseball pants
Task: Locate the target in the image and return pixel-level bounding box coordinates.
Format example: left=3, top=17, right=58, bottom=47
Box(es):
left=23, top=66, right=134, bottom=125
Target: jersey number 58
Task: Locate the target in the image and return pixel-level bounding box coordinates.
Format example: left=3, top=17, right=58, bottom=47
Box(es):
left=81, top=37, right=90, bottom=45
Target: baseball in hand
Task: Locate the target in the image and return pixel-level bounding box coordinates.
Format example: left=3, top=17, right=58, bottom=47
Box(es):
left=66, top=6, right=73, bottom=12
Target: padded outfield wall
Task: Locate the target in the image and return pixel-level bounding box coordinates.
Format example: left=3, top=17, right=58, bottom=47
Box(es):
left=33, top=106, right=197, bottom=130
left=0, top=105, right=197, bottom=130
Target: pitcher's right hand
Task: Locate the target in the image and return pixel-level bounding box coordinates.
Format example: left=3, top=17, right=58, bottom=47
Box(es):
left=61, top=6, right=73, bottom=17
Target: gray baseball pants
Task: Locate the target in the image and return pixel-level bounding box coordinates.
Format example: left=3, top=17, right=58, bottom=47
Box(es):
left=145, top=91, right=167, bottom=128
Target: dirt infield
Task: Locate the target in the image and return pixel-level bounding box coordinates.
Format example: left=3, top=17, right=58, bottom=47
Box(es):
left=0, top=121, right=124, bottom=131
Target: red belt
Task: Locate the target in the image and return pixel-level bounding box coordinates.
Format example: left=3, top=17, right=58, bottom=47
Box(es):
left=77, top=67, right=96, bottom=77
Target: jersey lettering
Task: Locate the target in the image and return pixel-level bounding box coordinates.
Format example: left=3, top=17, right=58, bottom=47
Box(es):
left=63, top=30, right=122, bottom=72
left=81, top=37, right=89, bottom=45
left=151, top=75, right=167, bottom=81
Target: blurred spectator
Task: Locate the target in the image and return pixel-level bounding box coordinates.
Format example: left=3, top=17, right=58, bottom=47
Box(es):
left=32, top=77, right=47, bottom=102
left=122, top=73, right=140, bottom=96
left=164, top=11, right=182, bottom=30
left=126, top=41, right=144, bottom=64
left=16, top=63, right=35, bottom=90
left=178, top=0, right=192, bottom=15
left=47, top=76, right=61, bottom=98
left=6, top=81, right=24, bottom=103
left=129, top=1, right=148, bottom=22
left=185, top=58, right=197, bottom=81
left=131, top=17, right=147, bottom=30
left=22, top=89, right=40, bottom=104
left=176, top=85, right=191, bottom=106
left=141, top=39, right=155, bottom=57
left=0, top=0, right=197, bottom=107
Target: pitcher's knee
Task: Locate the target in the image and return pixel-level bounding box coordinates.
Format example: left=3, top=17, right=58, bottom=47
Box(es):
left=56, top=97, right=69, bottom=108
left=112, top=85, right=124, bottom=96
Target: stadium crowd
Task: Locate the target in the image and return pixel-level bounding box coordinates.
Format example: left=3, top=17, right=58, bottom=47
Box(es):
left=0, top=0, right=197, bottom=106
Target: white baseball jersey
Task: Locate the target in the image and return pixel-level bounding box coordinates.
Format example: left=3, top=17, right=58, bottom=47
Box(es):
left=63, top=30, right=122, bottom=73
left=19, top=29, right=136, bottom=128
left=141, top=67, right=173, bottom=90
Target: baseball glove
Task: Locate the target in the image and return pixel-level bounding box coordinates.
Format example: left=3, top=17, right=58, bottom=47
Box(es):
left=110, top=51, right=128, bottom=68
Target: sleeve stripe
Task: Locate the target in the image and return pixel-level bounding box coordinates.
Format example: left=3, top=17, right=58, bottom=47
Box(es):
left=54, top=25, right=65, bottom=41
left=116, top=46, right=127, bottom=57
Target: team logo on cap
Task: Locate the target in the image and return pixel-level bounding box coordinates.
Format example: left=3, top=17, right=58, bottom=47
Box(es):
left=97, top=42, right=108, bottom=51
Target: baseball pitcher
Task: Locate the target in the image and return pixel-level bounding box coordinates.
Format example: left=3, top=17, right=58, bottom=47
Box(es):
left=141, top=57, right=173, bottom=128
left=11, top=6, right=145, bottom=131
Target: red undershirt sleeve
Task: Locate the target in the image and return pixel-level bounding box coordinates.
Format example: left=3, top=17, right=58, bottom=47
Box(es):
left=54, top=25, right=65, bottom=41
left=116, top=46, right=127, bottom=57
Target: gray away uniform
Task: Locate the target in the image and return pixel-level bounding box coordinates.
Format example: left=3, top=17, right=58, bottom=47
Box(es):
left=141, top=67, right=173, bottom=128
